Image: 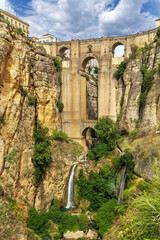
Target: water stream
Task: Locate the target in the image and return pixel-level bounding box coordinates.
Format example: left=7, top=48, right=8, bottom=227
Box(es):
left=65, top=164, right=77, bottom=209
left=118, top=166, right=127, bottom=203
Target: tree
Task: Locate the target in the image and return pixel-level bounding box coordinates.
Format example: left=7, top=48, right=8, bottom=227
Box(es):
left=94, top=117, right=120, bottom=150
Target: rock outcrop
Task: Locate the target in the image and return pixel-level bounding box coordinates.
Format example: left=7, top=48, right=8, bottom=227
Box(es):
left=117, top=41, right=160, bottom=133
left=0, top=20, right=84, bottom=211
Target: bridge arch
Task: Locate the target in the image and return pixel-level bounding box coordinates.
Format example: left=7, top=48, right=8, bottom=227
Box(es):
left=112, top=42, right=125, bottom=58
left=82, top=127, right=96, bottom=149
left=81, top=54, right=101, bottom=71
left=80, top=55, right=100, bottom=121
left=59, top=46, right=70, bottom=59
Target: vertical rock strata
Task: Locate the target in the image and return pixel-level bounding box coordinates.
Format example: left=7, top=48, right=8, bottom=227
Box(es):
left=0, top=21, right=66, bottom=210
left=117, top=41, right=160, bottom=133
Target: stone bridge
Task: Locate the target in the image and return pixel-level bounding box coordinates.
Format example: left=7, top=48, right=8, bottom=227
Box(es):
left=42, top=28, right=157, bottom=147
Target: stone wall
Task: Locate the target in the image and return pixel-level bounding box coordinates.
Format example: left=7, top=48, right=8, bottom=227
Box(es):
left=86, top=77, right=98, bottom=120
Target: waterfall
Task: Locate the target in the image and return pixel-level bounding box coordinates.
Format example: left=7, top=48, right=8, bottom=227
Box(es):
left=118, top=166, right=127, bottom=203
left=65, top=164, right=77, bottom=209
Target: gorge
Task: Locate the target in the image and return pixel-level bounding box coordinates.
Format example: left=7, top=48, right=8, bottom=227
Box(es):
left=0, top=16, right=160, bottom=240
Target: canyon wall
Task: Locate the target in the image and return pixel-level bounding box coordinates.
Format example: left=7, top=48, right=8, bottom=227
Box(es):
left=0, top=21, right=85, bottom=212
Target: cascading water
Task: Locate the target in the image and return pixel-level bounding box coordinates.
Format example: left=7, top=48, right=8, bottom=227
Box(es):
left=118, top=166, right=127, bottom=203
left=65, top=164, right=77, bottom=209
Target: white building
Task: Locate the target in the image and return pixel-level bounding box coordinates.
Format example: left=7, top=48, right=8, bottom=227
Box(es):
left=37, top=34, right=61, bottom=43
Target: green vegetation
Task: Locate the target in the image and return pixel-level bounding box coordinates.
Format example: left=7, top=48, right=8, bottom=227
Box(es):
left=4, top=19, right=11, bottom=25
left=140, top=65, right=156, bottom=109
left=87, top=143, right=110, bottom=161
left=27, top=201, right=94, bottom=239
left=94, top=199, right=118, bottom=237
left=140, top=42, right=153, bottom=55
left=52, top=57, right=61, bottom=72
left=95, top=117, right=121, bottom=151
left=120, top=95, right=124, bottom=108
left=158, top=64, right=160, bottom=76
left=88, top=66, right=92, bottom=74
left=16, top=28, right=25, bottom=37
left=52, top=130, right=71, bottom=143
left=20, top=88, right=36, bottom=106
left=115, top=178, right=160, bottom=240
left=20, top=87, right=28, bottom=97
left=5, top=148, right=18, bottom=164
left=94, top=66, right=99, bottom=74
left=28, top=96, right=36, bottom=106
left=32, top=123, right=52, bottom=182
left=129, top=128, right=139, bottom=140
left=114, top=61, right=127, bottom=82
left=76, top=167, right=115, bottom=211
left=0, top=118, right=5, bottom=125
left=86, top=75, right=89, bottom=81
left=157, top=27, right=160, bottom=38
left=112, top=152, right=135, bottom=178
left=57, top=101, right=64, bottom=113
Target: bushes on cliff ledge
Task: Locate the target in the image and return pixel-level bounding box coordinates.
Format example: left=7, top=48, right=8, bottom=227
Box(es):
left=140, top=65, right=156, bottom=109
left=95, top=117, right=121, bottom=150
left=114, top=61, right=127, bottom=82
left=32, top=123, right=52, bottom=182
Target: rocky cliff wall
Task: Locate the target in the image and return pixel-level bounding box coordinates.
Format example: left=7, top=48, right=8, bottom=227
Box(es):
left=117, top=41, right=160, bottom=133
left=0, top=21, right=85, bottom=212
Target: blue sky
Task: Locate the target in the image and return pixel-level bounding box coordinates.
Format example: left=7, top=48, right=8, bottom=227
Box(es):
left=0, top=0, right=160, bottom=40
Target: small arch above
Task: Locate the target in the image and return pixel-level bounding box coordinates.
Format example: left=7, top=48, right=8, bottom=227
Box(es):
left=82, top=127, right=96, bottom=149
left=112, top=42, right=125, bottom=58
left=59, top=47, right=70, bottom=59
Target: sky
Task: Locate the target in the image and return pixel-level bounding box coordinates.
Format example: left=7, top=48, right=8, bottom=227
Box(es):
left=0, top=0, right=160, bottom=41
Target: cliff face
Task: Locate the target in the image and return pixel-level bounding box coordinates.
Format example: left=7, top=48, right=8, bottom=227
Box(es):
left=0, top=21, right=85, bottom=212
left=117, top=41, right=160, bottom=133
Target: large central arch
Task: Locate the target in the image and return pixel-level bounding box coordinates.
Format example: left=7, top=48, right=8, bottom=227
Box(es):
left=81, top=55, right=100, bottom=121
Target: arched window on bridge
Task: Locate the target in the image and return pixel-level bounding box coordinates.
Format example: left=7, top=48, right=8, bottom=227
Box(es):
left=113, top=43, right=125, bottom=58
left=81, top=57, right=99, bottom=121
left=82, top=127, right=96, bottom=149
left=59, top=47, right=70, bottom=60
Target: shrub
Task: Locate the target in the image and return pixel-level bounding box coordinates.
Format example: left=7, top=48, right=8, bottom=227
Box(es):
left=94, top=117, right=121, bottom=151
left=57, top=101, right=64, bottom=113
left=120, top=95, right=124, bottom=108
left=5, top=148, right=18, bottom=164
left=76, top=168, right=115, bottom=211
left=52, top=130, right=71, bottom=143
left=94, top=66, right=99, bottom=74
left=119, top=181, right=160, bottom=239
left=114, top=61, right=127, bottom=82
left=86, top=75, right=89, bottom=81
left=112, top=152, right=135, bottom=178
left=28, top=96, right=36, bottom=106
left=0, top=118, right=5, bottom=125
left=16, top=28, right=25, bottom=37
left=94, top=199, right=118, bottom=237
left=20, top=88, right=28, bottom=97
left=158, top=64, right=160, bottom=76
left=87, top=143, right=110, bottom=161
left=52, top=57, right=61, bottom=72
left=4, top=19, right=11, bottom=25
left=32, top=123, right=52, bottom=182
left=140, top=65, right=156, bottom=109
left=157, top=27, right=160, bottom=38
left=129, top=128, right=138, bottom=140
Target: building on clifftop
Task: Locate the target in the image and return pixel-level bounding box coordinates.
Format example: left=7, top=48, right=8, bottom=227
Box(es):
left=0, top=8, right=29, bottom=36
left=32, top=33, right=61, bottom=43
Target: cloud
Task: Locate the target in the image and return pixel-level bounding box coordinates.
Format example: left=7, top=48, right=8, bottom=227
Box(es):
left=98, top=0, right=156, bottom=36
left=3, top=0, right=158, bottom=40
left=20, top=0, right=114, bottom=39
left=0, top=0, right=16, bottom=15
